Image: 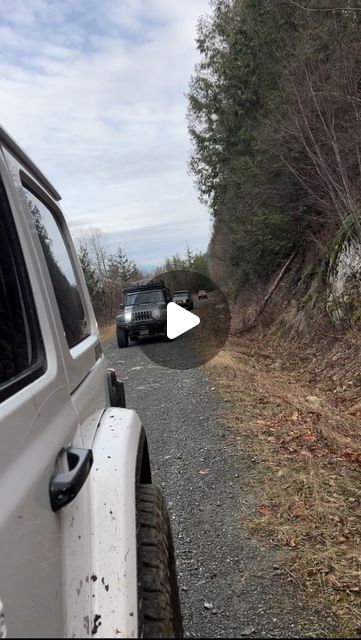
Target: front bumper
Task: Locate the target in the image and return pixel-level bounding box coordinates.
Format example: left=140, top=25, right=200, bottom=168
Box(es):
left=117, top=319, right=166, bottom=336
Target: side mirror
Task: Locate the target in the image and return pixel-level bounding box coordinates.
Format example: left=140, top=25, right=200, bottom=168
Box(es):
left=119, top=303, right=124, bottom=311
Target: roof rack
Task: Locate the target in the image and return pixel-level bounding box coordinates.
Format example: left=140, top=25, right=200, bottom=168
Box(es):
left=123, top=278, right=166, bottom=294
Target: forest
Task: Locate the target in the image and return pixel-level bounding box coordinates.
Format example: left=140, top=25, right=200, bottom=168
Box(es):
left=187, top=0, right=361, bottom=308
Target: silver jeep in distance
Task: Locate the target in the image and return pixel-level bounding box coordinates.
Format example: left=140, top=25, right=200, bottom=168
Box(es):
left=0, top=126, right=182, bottom=638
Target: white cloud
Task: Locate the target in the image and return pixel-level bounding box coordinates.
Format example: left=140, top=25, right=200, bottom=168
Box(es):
left=0, top=0, right=211, bottom=265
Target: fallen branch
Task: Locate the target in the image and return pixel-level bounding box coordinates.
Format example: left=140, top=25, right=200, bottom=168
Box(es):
left=240, top=251, right=297, bottom=332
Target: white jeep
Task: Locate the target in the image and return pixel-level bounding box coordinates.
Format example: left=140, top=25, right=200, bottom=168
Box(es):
left=0, top=126, right=183, bottom=638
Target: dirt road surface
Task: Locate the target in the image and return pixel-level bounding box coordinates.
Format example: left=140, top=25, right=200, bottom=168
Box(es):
left=103, top=332, right=336, bottom=638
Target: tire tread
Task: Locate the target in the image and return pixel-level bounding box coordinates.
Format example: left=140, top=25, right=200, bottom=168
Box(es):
left=137, top=485, right=183, bottom=638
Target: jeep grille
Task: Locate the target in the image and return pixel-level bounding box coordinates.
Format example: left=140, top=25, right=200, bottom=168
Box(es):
left=133, top=310, right=153, bottom=321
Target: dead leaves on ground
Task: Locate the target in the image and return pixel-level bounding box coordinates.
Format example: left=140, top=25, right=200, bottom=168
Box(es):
left=256, top=503, right=304, bottom=522
left=342, top=449, right=361, bottom=467
left=255, top=410, right=327, bottom=458
left=255, top=409, right=361, bottom=469
left=209, top=336, right=361, bottom=634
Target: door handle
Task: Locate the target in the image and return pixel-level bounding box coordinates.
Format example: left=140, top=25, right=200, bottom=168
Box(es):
left=49, top=446, right=93, bottom=512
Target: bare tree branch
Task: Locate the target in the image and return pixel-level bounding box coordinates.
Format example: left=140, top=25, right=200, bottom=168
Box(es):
left=282, top=0, right=361, bottom=11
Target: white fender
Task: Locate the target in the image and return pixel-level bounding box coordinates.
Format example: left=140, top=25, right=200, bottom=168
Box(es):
left=89, top=407, right=142, bottom=638
left=63, top=408, right=143, bottom=638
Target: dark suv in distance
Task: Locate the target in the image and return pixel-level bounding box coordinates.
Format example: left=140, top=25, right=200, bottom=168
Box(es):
left=172, top=290, right=193, bottom=311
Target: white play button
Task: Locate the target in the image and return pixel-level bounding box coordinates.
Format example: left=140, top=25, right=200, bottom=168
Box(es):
left=166, top=302, right=200, bottom=340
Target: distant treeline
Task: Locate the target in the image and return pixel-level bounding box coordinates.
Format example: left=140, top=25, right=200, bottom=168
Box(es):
left=188, top=0, right=361, bottom=295
left=153, top=245, right=210, bottom=291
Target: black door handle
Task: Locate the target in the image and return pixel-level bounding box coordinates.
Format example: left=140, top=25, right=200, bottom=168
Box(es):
left=49, top=446, right=93, bottom=512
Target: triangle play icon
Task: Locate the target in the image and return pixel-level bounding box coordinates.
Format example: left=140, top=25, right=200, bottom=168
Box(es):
left=166, top=302, right=200, bottom=340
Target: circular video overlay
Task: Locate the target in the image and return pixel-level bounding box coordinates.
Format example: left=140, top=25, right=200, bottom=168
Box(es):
left=132, top=269, right=231, bottom=370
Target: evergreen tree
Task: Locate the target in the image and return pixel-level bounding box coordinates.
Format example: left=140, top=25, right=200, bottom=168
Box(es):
left=188, top=0, right=361, bottom=291
left=79, top=245, right=99, bottom=300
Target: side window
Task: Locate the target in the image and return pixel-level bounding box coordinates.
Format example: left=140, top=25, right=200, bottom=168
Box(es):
left=23, top=186, right=89, bottom=349
left=0, top=179, right=44, bottom=401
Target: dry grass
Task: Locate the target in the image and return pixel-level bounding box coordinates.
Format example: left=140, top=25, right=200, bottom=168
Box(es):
left=99, top=322, right=115, bottom=343
left=192, top=291, right=231, bottom=362
left=208, top=337, right=361, bottom=637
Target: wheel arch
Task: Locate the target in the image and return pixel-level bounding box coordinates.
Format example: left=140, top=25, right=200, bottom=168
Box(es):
left=136, top=431, right=152, bottom=485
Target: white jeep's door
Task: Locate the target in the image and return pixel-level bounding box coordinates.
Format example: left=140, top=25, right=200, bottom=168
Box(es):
left=0, top=154, right=89, bottom=637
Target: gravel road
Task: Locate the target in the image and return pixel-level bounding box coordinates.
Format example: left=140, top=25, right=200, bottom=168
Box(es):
left=103, top=333, right=336, bottom=638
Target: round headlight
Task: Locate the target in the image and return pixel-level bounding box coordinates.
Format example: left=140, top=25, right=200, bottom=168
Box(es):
left=124, top=310, right=132, bottom=322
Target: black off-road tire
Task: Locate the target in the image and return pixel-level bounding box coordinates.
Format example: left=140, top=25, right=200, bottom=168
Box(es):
left=137, top=485, right=183, bottom=639
left=116, top=326, right=128, bottom=348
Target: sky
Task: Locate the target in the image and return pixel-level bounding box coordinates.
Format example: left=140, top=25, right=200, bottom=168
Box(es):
left=0, top=0, right=212, bottom=269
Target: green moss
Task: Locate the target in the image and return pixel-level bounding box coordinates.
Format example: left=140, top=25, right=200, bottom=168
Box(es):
left=300, top=290, right=314, bottom=307
left=298, top=264, right=317, bottom=293
left=327, top=214, right=361, bottom=270
left=352, top=307, right=361, bottom=323
left=320, top=258, right=328, bottom=277
left=328, top=241, right=342, bottom=266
